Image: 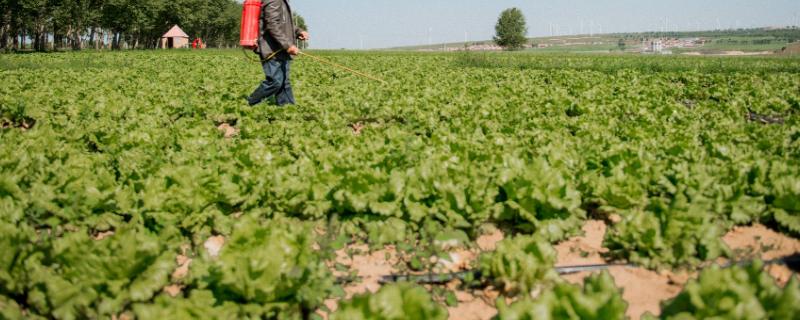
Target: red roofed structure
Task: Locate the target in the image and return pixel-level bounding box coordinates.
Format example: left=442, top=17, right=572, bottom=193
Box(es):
left=160, top=25, right=190, bottom=49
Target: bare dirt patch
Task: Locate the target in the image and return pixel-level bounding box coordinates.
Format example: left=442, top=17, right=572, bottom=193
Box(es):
left=476, top=226, right=504, bottom=251
left=163, top=284, right=183, bottom=297
left=445, top=281, right=498, bottom=320
left=608, top=267, right=687, bottom=319
left=555, top=220, right=689, bottom=319
left=332, top=244, right=400, bottom=297
left=321, top=237, right=499, bottom=319
left=317, top=222, right=799, bottom=320
left=318, top=244, right=401, bottom=318
left=172, top=251, right=192, bottom=281
left=92, top=230, right=115, bottom=241
left=163, top=244, right=193, bottom=297
left=722, top=224, right=800, bottom=285
left=349, top=122, right=366, bottom=135
left=217, top=123, right=239, bottom=138
left=723, top=224, right=800, bottom=260
left=558, top=222, right=799, bottom=319
left=555, top=220, right=607, bottom=267
left=717, top=50, right=774, bottom=56
left=204, top=235, right=225, bottom=257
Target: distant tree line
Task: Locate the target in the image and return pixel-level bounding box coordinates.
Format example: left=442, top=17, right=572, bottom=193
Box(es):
left=614, top=28, right=800, bottom=43
left=0, top=0, right=244, bottom=51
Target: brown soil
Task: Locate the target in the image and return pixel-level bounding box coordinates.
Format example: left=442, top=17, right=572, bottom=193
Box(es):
left=204, top=235, right=225, bottom=257
left=446, top=293, right=496, bottom=320
left=163, top=244, right=193, bottom=297
left=171, top=252, right=192, bottom=281
left=476, top=226, right=504, bottom=251
left=445, top=281, right=498, bottom=320
left=555, top=220, right=688, bottom=319
left=217, top=123, right=239, bottom=138
left=317, top=222, right=798, bottom=320
left=350, top=122, right=366, bottom=135
left=555, top=220, right=607, bottom=266
left=163, top=284, right=183, bottom=297
left=559, top=222, right=799, bottom=319
left=611, top=267, right=687, bottom=318
left=722, top=224, right=800, bottom=286
left=332, top=244, right=400, bottom=297
left=317, top=244, right=401, bottom=319
left=92, top=230, right=115, bottom=241
left=320, top=236, right=500, bottom=319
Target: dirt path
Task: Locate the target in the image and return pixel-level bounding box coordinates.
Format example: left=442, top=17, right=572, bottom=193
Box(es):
left=319, top=221, right=799, bottom=320
left=557, top=221, right=799, bottom=319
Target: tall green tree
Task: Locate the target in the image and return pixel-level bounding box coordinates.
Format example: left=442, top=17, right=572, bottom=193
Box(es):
left=494, top=8, right=527, bottom=50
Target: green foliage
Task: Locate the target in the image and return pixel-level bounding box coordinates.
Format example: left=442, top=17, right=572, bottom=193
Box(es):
left=1, top=50, right=799, bottom=317
left=133, top=290, right=241, bottom=319
left=479, top=235, right=559, bottom=295
left=25, top=226, right=176, bottom=319
left=330, top=283, right=448, bottom=320
left=495, top=157, right=584, bottom=242
left=604, top=196, right=731, bottom=268
left=190, top=218, right=333, bottom=318
left=763, top=162, right=800, bottom=235
left=1, top=0, right=244, bottom=51
left=0, top=295, right=25, bottom=320
left=495, top=272, right=628, bottom=320
left=494, top=8, right=528, bottom=50
left=660, top=262, right=800, bottom=319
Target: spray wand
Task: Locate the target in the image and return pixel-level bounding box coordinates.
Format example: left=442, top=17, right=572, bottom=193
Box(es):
left=243, top=48, right=387, bottom=85
left=297, top=51, right=387, bottom=85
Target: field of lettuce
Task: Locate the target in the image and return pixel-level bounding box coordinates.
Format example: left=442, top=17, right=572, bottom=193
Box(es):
left=1, top=50, right=800, bottom=319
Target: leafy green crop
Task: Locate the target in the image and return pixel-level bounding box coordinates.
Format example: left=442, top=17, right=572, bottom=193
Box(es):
left=659, top=262, right=800, bottom=319
left=133, top=290, right=241, bottom=320
left=495, top=272, right=628, bottom=320
left=330, top=283, right=448, bottom=320
left=189, top=217, right=333, bottom=318
left=25, top=226, right=176, bottom=319
left=604, top=195, right=731, bottom=268
left=495, top=157, right=585, bottom=242
left=1, top=50, right=799, bottom=317
left=479, top=235, right=560, bottom=295
left=762, top=162, right=800, bottom=235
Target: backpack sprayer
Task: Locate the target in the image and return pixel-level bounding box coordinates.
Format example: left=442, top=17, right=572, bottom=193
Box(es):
left=239, top=0, right=386, bottom=85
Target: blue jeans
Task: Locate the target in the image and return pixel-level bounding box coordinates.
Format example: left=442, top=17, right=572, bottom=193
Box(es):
left=248, top=59, right=295, bottom=106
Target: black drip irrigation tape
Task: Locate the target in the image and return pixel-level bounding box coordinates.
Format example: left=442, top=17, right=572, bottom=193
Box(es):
left=333, top=254, right=800, bottom=285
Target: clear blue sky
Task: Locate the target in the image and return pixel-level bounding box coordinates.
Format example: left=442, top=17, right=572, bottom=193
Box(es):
left=287, top=0, right=800, bottom=49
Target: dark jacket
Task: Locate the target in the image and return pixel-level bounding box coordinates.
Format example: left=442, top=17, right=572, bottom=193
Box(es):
left=258, top=0, right=303, bottom=60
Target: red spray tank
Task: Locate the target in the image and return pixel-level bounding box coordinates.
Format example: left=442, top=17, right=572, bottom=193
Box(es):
left=239, top=0, right=262, bottom=48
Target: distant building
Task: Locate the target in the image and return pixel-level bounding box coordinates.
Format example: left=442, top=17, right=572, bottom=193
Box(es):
left=652, top=40, right=664, bottom=52
left=160, top=25, right=190, bottom=49
left=642, top=38, right=698, bottom=54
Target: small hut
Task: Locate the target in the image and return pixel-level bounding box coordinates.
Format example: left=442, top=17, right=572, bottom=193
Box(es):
left=161, top=25, right=190, bottom=49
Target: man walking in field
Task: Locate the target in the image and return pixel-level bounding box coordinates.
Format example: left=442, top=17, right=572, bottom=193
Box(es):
left=247, top=0, right=309, bottom=106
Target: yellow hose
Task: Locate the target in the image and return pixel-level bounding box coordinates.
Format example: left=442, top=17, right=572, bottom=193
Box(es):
left=243, top=47, right=387, bottom=85
left=298, top=51, right=387, bottom=85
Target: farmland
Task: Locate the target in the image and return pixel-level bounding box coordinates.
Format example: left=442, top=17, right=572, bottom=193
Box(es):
left=1, top=50, right=800, bottom=319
